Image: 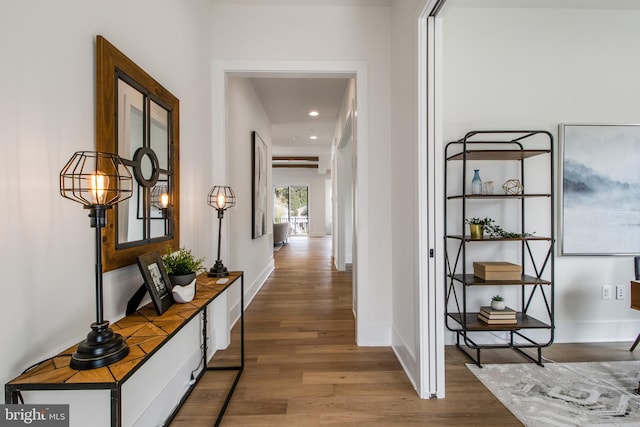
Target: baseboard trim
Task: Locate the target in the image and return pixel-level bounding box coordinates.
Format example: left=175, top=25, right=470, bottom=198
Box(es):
left=392, top=327, right=418, bottom=392
left=229, top=261, right=274, bottom=327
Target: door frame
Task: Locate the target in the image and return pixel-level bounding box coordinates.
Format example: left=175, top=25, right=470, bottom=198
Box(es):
left=211, top=60, right=370, bottom=342
left=418, top=0, right=447, bottom=398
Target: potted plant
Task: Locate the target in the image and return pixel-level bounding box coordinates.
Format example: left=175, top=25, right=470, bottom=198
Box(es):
left=465, top=217, right=493, bottom=240
left=491, top=294, right=505, bottom=311
left=466, top=217, right=534, bottom=240
left=162, top=245, right=205, bottom=287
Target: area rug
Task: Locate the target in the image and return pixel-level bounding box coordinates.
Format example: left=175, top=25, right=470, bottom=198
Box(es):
left=467, top=361, right=640, bottom=426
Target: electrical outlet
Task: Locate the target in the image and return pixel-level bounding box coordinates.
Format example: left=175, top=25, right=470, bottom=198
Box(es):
left=602, top=285, right=612, bottom=300
left=616, top=285, right=625, bottom=300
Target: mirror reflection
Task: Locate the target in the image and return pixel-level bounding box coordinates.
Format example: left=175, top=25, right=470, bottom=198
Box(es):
left=117, top=78, right=144, bottom=243
left=116, top=75, right=174, bottom=246
left=97, top=35, right=180, bottom=271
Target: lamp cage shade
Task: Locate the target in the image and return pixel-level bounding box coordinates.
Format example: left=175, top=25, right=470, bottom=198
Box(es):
left=60, top=151, right=133, bottom=207
left=207, top=185, right=236, bottom=211
left=151, top=184, right=170, bottom=209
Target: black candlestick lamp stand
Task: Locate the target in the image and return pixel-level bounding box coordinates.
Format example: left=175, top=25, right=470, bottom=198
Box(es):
left=70, top=205, right=129, bottom=369
left=209, top=208, right=229, bottom=277
left=207, top=185, right=236, bottom=278
left=60, top=151, right=133, bottom=370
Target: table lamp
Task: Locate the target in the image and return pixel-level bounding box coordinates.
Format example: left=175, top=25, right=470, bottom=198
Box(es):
left=207, top=185, right=236, bottom=277
left=59, top=151, right=133, bottom=370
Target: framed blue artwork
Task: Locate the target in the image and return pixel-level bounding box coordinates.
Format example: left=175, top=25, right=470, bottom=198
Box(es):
left=559, top=124, right=640, bottom=255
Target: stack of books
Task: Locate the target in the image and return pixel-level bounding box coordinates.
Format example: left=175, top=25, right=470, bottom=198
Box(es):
left=478, top=306, right=517, bottom=324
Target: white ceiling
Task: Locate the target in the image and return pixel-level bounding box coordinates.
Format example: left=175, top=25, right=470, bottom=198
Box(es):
left=211, top=0, right=392, bottom=6
left=249, top=77, right=350, bottom=150
left=445, top=0, right=640, bottom=9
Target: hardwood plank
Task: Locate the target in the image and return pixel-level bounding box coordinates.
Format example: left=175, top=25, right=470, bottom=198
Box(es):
left=171, top=236, right=640, bottom=426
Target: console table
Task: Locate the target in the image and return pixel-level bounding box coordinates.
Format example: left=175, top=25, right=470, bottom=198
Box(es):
left=5, top=271, right=244, bottom=427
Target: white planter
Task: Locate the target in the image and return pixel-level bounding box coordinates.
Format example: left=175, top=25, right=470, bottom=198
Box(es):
left=172, top=278, right=196, bottom=303
left=491, top=300, right=505, bottom=311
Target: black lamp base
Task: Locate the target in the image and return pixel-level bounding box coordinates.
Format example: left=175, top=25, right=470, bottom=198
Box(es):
left=207, top=260, right=230, bottom=278
left=70, top=321, right=129, bottom=370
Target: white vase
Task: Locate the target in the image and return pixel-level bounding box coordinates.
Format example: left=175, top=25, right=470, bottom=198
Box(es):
left=491, top=300, right=505, bottom=311
left=172, top=278, right=196, bottom=303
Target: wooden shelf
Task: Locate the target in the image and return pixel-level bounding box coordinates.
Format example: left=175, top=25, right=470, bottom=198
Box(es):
left=445, top=235, right=552, bottom=242
left=446, top=149, right=550, bottom=161
left=450, top=273, right=551, bottom=286
left=447, top=193, right=551, bottom=200
left=448, top=312, right=550, bottom=331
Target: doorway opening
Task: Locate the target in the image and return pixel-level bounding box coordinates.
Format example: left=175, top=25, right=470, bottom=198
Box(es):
left=274, top=185, right=309, bottom=236
left=214, top=59, right=370, bottom=356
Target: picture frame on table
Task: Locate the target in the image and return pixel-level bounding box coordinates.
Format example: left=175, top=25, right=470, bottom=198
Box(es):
left=136, top=251, right=174, bottom=315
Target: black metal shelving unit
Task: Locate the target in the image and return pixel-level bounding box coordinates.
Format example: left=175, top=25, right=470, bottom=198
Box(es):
left=444, top=130, right=555, bottom=367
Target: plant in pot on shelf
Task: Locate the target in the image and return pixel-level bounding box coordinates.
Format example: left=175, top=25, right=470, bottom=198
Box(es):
left=491, top=294, right=505, bottom=311
left=162, top=245, right=205, bottom=287
left=466, top=217, right=534, bottom=240
left=465, top=217, right=493, bottom=240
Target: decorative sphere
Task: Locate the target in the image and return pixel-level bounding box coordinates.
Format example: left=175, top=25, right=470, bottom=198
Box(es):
left=502, top=179, right=523, bottom=195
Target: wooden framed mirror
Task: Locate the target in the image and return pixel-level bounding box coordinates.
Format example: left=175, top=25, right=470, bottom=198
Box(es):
left=96, top=36, right=179, bottom=271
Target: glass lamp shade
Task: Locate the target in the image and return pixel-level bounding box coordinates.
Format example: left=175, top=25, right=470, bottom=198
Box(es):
left=151, top=184, right=169, bottom=209
left=60, top=151, right=133, bottom=207
left=207, top=186, right=236, bottom=211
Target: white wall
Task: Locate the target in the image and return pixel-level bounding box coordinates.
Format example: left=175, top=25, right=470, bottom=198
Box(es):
left=0, top=0, right=218, bottom=420
left=272, top=168, right=329, bottom=238
left=441, top=5, right=640, bottom=343
left=226, top=78, right=275, bottom=305
left=211, top=3, right=393, bottom=345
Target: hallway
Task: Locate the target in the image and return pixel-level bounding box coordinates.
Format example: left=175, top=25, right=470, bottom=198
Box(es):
left=172, top=236, right=639, bottom=426
left=193, top=236, right=424, bottom=424
left=171, top=236, right=516, bottom=425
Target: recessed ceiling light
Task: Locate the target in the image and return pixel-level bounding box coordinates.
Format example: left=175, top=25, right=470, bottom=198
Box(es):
left=309, top=135, right=318, bottom=140
left=309, top=110, right=319, bottom=117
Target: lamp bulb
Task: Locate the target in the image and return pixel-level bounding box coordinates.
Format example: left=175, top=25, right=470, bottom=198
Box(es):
left=88, top=172, right=109, bottom=205
left=216, top=193, right=226, bottom=209
left=160, top=193, right=169, bottom=208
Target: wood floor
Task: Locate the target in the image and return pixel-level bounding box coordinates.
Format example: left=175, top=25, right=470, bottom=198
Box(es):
left=171, top=236, right=640, bottom=426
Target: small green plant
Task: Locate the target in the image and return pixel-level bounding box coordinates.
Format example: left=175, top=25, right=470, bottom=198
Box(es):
left=465, top=217, right=534, bottom=239
left=465, top=217, right=492, bottom=226
left=162, top=246, right=205, bottom=275
left=492, top=294, right=504, bottom=302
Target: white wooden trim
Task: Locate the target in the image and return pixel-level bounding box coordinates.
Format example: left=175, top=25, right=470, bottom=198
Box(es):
left=418, top=0, right=446, bottom=400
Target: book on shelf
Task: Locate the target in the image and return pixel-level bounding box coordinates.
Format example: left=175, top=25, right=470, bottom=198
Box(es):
left=478, top=313, right=518, bottom=324
left=479, top=306, right=516, bottom=317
